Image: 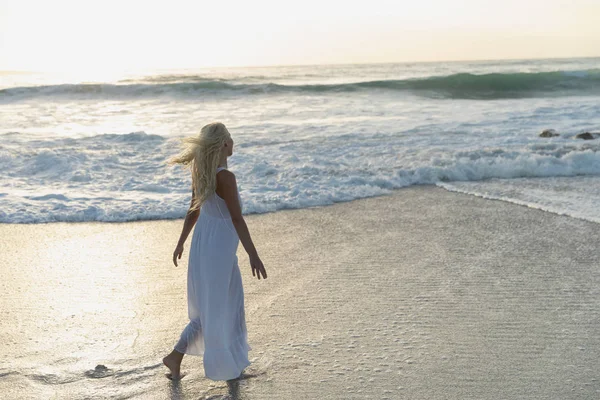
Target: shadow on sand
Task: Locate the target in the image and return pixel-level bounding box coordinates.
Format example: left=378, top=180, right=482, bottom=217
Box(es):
left=168, top=369, right=265, bottom=400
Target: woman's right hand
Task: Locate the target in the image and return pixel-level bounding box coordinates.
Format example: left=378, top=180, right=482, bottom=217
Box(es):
left=173, top=243, right=184, bottom=267
left=250, top=254, right=267, bottom=280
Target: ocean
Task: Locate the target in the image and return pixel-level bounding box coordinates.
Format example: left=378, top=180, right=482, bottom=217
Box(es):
left=1, top=57, right=600, bottom=224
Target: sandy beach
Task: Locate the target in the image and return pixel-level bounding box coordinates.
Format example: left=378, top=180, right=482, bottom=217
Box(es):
left=0, top=186, right=599, bottom=399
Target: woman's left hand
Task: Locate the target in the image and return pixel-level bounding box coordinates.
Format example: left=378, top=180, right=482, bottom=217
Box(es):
left=173, top=243, right=184, bottom=267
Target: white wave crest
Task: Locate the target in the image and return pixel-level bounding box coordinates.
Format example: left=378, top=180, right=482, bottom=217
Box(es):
left=1, top=131, right=600, bottom=223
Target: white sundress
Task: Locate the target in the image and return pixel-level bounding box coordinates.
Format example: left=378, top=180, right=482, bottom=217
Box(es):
left=174, top=166, right=251, bottom=380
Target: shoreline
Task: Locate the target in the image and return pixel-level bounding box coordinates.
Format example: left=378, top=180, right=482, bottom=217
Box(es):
left=3, top=182, right=600, bottom=227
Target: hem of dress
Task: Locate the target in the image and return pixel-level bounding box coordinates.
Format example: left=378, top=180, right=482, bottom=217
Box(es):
left=175, top=331, right=251, bottom=356
left=204, top=332, right=253, bottom=381
left=206, top=358, right=251, bottom=382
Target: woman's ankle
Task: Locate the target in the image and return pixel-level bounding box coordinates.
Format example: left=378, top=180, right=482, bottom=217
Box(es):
left=169, top=349, right=184, bottom=360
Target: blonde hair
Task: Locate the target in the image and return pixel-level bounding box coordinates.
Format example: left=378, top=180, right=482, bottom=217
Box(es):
left=167, top=122, right=231, bottom=213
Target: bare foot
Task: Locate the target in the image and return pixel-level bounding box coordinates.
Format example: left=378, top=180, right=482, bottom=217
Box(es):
left=163, top=353, right=182, bottom=380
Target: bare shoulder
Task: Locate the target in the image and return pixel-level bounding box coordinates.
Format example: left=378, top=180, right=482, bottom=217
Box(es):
left=216, top=169, right=238, bottom=198
left=216, top=169, right=236, bottom=185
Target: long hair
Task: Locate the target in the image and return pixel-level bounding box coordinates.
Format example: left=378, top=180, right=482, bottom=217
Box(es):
left=167, top=122, right=231, bottom=213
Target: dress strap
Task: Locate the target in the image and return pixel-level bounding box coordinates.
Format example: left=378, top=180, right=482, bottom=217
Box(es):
left=216, top=166, right=227, bottom=173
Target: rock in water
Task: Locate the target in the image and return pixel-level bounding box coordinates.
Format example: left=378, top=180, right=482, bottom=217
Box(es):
left=575, top=132, right=598, bottom=140
left=539, top=129, right=559, bottom=137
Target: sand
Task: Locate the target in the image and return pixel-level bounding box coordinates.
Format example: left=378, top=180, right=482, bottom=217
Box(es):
left=0, top=186, right=599, bottom=399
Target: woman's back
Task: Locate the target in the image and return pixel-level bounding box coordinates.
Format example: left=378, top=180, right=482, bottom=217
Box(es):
left=198, top=167, right=242, bottom=225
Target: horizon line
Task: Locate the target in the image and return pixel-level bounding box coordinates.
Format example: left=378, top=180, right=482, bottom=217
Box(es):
left=2, top=54, right=599, bottom=74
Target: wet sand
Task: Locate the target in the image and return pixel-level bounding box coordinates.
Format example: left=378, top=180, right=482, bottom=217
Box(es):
left=0, top=186, right=599, bottom=399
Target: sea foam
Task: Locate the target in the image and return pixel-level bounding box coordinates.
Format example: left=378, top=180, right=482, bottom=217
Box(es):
left=1, top=130, right=600, bottom=223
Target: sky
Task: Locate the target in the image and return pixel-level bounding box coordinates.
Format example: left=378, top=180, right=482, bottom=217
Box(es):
left=1, top=0, right=599, bottom=72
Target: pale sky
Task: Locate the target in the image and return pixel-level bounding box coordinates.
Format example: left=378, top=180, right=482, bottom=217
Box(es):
left=1, top=0, right=599, bottom=72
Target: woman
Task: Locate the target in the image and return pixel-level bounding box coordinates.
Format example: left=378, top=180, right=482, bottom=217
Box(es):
left=163, top=122, right=267, bottom=381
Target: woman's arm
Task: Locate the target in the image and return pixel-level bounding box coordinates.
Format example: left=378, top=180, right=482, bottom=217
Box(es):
left=217, top=170, right=268, bottom=280
left=173, top=190, right=200, bottom=266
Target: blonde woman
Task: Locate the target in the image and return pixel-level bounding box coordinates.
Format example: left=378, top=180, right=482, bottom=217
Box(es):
left=163, top=122, right=267, bottom=381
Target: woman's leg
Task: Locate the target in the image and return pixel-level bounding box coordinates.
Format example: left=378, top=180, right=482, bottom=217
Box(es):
left=163, top=319, right=203, bottom=379
left=163, top=349, right=184, bottom=379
